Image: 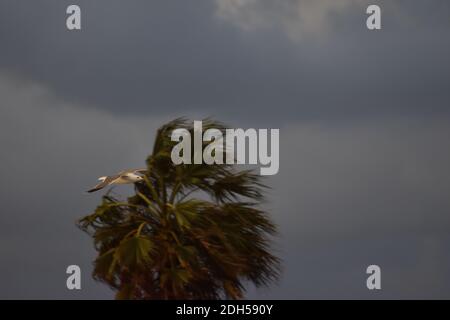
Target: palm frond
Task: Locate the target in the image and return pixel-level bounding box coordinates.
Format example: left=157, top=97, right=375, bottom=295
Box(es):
left=78, top=118, right=280, bottom=299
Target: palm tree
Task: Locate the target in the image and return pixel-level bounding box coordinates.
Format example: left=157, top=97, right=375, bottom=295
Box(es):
left=78, top=118, right=280, bottom=299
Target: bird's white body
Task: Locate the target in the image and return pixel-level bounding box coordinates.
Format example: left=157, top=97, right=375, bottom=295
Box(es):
left=112, top=173, right=143, bottom=184
left=87, top=169, right=146, bottom=193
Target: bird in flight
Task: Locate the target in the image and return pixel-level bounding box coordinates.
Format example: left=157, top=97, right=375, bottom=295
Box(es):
left=87, top=168, right=147, bottom=193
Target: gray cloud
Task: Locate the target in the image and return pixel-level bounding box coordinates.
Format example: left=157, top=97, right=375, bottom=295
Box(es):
left=250, top=117, right=450, bottom=299
left=1, top=72, right=450, bottom=298
left=1, top=0, right=450, bottom=299
left=215, top=0, right=450, bottom=42
left=0, top=0, right=448, bottom=120
left=0, top=72, right=169, bottom=298
left=214, top=0, right=368, bottom=41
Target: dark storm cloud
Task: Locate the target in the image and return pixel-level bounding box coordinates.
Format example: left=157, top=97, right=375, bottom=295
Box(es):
left=264, top=119, right=450, bottom=298
left=0, top=73, right=168, bottom=298
left=1, top=73, right=450, bottom=298
left=1, top=0, right=450, bottom=299
left=0, top=0, right=449, bottom=121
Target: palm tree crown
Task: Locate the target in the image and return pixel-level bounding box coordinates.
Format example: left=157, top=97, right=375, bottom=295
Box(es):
left=78, top=118, right=280, bottom=299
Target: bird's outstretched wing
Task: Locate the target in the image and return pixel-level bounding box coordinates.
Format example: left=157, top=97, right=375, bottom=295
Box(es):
left=132, top=168, right=147, bottom=174
left=87, top=175, right=118, bottom=193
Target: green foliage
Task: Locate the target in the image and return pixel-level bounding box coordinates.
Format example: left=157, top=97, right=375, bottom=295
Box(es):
left=78, top=118, right=280, bottom=299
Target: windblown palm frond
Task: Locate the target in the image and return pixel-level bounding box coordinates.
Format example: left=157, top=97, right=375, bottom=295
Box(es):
left=78, top=118, right=280, bottom=299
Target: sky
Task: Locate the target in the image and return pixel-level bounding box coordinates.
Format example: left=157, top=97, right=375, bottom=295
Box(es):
left=0, top=0, right=450, bottom=299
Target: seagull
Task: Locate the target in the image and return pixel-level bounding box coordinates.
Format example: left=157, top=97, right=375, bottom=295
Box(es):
left=87, top=168, right=147, bottom=193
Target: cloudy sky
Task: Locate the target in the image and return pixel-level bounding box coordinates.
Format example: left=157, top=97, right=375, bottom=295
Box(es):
left=0, top=0, right=449, bottom=299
